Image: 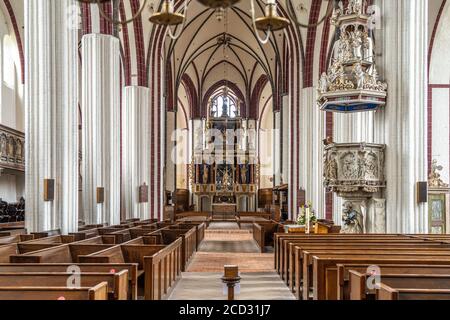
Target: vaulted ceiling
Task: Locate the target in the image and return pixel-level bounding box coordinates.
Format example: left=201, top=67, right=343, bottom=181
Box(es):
left=1, top=0, right=448, bottom=119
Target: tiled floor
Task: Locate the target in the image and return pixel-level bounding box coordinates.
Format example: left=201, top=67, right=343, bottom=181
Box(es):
left=168, top=222, right=295, bottom=300
left=168, top=272, right=295, bottom=300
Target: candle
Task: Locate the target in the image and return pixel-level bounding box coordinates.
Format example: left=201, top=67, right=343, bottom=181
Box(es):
left=305, top=206, right=311, bottom=234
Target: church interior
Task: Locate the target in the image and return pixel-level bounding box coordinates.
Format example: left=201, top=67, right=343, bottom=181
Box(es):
left=0, top=0, right=450, bottom=302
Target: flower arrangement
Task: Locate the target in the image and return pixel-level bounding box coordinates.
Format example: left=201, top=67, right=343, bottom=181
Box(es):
left=297, top=202, right=317, bottom=226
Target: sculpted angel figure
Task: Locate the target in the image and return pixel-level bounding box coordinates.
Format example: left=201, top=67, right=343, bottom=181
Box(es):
left=341, top=201, right=364, bottom=234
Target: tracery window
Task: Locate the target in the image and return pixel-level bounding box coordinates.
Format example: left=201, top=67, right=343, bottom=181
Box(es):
left=209, top=89, right=239, bottom=118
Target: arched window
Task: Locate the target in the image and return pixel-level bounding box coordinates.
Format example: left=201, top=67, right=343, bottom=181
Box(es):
left=209, top=88, right=239, bottom=118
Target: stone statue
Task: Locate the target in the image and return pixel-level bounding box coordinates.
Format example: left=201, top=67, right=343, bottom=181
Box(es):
left=365, top=153, right=378, bottom=179
left=429, top=159, right=449, bottom=188
left=341, top=201, right=364, bottom=234
left=202, top=164, right=209, bottom=184
left=342, top=153, right=359, bottom=179
left=354, top=63, right=365, bottom=89
left=326, top=155, right=338, bottom=180
left=347, top=0, right=364, bottom=14
left=350, top=31, right=363, bottom=60
left=16, top=140, right=23, bottom=159
left=318, top=73, right=329, bottom=94
left=240, top=165, right=248, bottom=184
left=363, top=34, right=374, bottom=63
left=0, top=134, right=6, bottom=157
left=222, top=170, right=231, bottom=188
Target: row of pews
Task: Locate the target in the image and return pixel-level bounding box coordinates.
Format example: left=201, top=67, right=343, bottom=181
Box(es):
left=0, top=218, right=205, bottom=300
left=275, top=233, right=450, bottom=300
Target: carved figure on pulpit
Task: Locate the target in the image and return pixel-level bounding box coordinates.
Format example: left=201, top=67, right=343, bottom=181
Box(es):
left=363, top=34, right=374, bottom=63
left=350, top=31, right=363, bottom=60
left=326, top=155, right=338, bottom=180
left=342, top=153, right=359, bottom=179
left=318, top=73, right=329, bottom=94
left=354, top=63, right=365, bottom=89
left=341, top=201, right=364, bottom=234
left=365, top=153, right=378, bottom=179
left=347, top=0, right=364, bottom=15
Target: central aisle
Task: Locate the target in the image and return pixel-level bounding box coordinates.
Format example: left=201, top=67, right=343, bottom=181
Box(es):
left=168, top=222, right=295, bottom=300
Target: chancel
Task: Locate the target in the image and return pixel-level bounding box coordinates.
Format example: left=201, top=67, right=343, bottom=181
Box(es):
left=0, top=0, right=450, bottom=303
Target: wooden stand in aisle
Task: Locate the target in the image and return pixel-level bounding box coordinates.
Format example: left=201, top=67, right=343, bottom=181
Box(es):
left=222, top=265, right=241, bottom=301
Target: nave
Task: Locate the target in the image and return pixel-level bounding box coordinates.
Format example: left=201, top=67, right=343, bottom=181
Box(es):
left=168, top=222, right=295, bottom=300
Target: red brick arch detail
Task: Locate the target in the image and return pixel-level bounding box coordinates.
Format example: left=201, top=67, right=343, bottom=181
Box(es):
left=180, top=74, right=198, bottom=119
left=2, top=0, right=24, bottom=84
left=250, top=75, right=269, bottom=120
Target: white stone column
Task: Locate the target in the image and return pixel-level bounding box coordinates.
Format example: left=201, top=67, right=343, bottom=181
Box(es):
left=25, top=0, right=79, bottom=233
left=81, top=34, right=121, bottom=226
left=122, top=86, right=150, bottom=220
left=375, top=0, right=428, bottom=233
left=299, top=88, right=326, bottom=218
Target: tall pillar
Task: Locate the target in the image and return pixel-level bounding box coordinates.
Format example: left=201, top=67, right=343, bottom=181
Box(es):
left=81, top=34, right=121, bottom=226
left=375, top=0, right=428, bottom=233
left=299, top=88, right=326, bottom=218
left=122, top=86, right=150, bottom=220
left=25, top=0, right=79, bottom=233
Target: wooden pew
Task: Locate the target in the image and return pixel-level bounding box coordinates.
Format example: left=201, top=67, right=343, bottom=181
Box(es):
left=174, top=222, right=206, bottom=249
left=31, top=229, right=61, bottom=239
left=78, top=236, right=183, bottom=300
left=301, top=248, right=450, bottom=299
left=144, top=238, right=183, bottom=300
left=274, top=233, right=406, bottom=277
left=309, top=254, right=450, bottom=300
left=0, top=270, right=128, bottom=300
left=289, top=241, right=450, bottom=293
left=376, top=283, right=450, bottom=300
left=279, top=235, right=420, bottom=282
left=253, top=221, right=284, bottom=253
left=0, top=282, right=108, bottom=300
left=0, top=263, right=139, bottom=300
left=236, top=212, right=271, bottom=229
left=337, top=263, right=450, bottom=300
left=9, top=243, right=115, bottom=263
left=128, top=225, right=159, bottom=239
left=147, top=227, right=197, bottom=271
left=0, top=234, right=34, bottom=245
left=349, top=270, right=450, bottom=300
left=20, top=234, right=75, bottom=245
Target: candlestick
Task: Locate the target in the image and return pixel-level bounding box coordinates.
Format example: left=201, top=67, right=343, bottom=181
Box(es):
left=306, top=206, right=311, bottom=234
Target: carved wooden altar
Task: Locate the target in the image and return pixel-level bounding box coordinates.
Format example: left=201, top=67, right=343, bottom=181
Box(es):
left=190, top=116, right=259, bottom=213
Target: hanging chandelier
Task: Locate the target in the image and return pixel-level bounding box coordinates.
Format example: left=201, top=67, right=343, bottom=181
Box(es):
left=77, top=0, right=291, bottom=44
left=150, top=0, right=289, bottom=42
